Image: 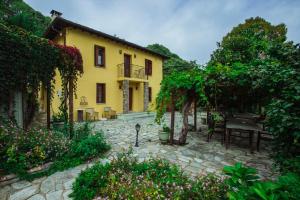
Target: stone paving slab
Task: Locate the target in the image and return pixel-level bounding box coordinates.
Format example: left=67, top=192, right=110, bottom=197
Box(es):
left=1, top=113, right=277, bottom=200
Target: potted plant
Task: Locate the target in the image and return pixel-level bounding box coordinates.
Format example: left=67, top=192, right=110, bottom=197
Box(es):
left=158, top=124, right=170, bottom=144
left=51, top=112, right=65, bottom=129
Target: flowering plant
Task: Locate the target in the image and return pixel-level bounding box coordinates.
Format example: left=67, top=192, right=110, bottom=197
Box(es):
left=71, top=151, right=227, bottom=200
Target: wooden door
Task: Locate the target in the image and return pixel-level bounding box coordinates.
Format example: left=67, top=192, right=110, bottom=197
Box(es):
left=124, top=54, right=131, bottom=77
left=129, top=87, right=133, bottom=111
left=77, top=110, right=83, bottom=122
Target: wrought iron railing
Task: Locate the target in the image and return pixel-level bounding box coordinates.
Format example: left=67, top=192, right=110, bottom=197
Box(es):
left=117, top=63, right=146, bottom=80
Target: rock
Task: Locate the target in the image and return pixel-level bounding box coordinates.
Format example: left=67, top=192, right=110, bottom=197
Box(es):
left=40, top=177, right=55, bottom=194
left=11, top=181, right=31, bottom=190
left=63, top=179, right=75, bottom=190
left=9, top=185, right=38, bottom=200
left=55, top=183, right=64, bottom=191
left=194, top=158, right=203, bottom=163
left=63, top=190, right=72, bottom=200
left=28, top=194, right=45, bottom=200
left=0, top=185, right=11, bottom=200
left=46, top=190, right=63, bottom=200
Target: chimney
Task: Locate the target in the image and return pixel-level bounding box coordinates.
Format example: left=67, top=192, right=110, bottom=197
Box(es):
left=50, top=10, right=62, bottom=20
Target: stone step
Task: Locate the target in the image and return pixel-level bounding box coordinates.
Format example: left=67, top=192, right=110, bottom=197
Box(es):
left=117, top=112, right=155, bottom=120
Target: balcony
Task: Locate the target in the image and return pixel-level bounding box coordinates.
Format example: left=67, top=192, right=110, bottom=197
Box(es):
left=117, top=63, right=147, bottom=82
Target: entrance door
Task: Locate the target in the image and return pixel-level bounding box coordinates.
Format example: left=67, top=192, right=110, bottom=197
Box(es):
left=129, top=87, right=133, bottom=111
left=124, top=54, right=131, bottom=77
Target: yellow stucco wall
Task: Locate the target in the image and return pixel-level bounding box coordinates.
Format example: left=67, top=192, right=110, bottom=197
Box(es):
left=50, top=27, right=163, bottom=120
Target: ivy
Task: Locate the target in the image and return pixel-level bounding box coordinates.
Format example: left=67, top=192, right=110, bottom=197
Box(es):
left=0, top=22, right=83, bottom=129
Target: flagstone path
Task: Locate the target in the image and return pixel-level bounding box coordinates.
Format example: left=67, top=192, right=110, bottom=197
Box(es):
left=1, top=113, right=276, bottom=200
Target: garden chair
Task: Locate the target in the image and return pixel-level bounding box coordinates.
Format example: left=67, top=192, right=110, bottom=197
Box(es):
left=256, top=119, right=273, bottom=152
left=102, top=107, right=117, bottom=119
left=85, top=108, right=99, bottom=121
left=207, top=111, right=226, bottom=144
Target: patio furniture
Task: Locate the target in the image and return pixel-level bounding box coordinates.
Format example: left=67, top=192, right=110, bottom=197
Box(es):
left=225, top=118, right=262, bottom=153
left=207, top=112, right=226, bottom=144
left=102, top=107, right=117, bottom=119
left=85, top=108, right=99, bottom=121
left=233, top=113, right=260, bottom=121
left=256, top=120, right=273, bottom=151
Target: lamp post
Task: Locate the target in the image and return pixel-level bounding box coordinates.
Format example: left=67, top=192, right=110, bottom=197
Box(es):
left=135, top=123, right=141, bottom=147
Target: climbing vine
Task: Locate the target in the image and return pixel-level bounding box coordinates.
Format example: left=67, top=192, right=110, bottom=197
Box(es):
left=0, top=22, right=83, bottom=129
left=155, top=70, right=206, bottom=144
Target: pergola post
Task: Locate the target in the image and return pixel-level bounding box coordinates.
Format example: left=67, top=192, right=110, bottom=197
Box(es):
left=170, top=93, right=175, bottom=144
left=46, top=83, right=51, bottom=130
left=69, top=78, right=74, bottom=138
left=194, top=98, right=197, bottom=132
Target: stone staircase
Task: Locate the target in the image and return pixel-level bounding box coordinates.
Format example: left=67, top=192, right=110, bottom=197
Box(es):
left=117, top=112, right=155, bottom=120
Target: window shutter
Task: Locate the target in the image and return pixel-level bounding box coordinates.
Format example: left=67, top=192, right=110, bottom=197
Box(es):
left=149, top=87, right=152, bottom=102
left=102, top=84, right=106, bottom=103
left=145, top=59, right=152, bottom=76
left=148, top=61, right=152, bottom=75
left=96, top=83, right=100, bottom=103
left=145, top=59, right=148, bottom=75
left=96, top=83, right=106, bottom=103
left=94, top=45, right=98, bottom=66
left=102, top=48, right=105, bottom=67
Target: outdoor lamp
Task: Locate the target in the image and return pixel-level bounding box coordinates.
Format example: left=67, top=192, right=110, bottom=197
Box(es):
left=135, top=123, right=141, bottom=147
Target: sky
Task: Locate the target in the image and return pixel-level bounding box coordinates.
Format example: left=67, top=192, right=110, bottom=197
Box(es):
left=24, top=0, right=300, bottom=64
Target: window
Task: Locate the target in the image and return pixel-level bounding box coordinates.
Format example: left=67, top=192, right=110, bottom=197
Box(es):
left=94, top=45, right=105, bottom=67
left=96, top=83, right=106, bottom=103
left=148, top=87, right=152, bottom=102
left=145, top=59, right=152, bottom=76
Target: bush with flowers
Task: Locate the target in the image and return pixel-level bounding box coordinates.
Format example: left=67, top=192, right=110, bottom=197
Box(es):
left=0, top=120, right=110, bottom=179
left=71, top=150, right=227, bottom=200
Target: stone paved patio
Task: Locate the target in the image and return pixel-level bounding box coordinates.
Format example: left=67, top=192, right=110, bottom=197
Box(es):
left=1, top=113, right=277, bottom=200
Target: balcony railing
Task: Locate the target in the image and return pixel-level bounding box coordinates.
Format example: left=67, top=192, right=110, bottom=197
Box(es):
left=117, top=63, right=146, bottom=80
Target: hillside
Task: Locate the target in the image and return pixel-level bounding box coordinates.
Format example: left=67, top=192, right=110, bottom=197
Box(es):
left=147, top=44, right=198, bottom=75
left=0, top=0, right=51, bottom=36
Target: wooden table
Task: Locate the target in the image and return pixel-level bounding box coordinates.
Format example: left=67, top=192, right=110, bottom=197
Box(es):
left=225, top=118, right=262, bottom=153
left=233, top=113, right=260, bottom=120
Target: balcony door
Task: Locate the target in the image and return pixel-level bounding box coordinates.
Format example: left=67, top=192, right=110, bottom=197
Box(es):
left=124, top=54, right=131, bottom=77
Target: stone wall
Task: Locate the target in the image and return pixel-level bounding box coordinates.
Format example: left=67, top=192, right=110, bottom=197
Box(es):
left=122, top=80, right=129, bottom=113
left=143, top=82, right=149, bottom=112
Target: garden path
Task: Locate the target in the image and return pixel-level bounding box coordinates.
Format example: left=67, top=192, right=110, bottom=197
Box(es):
left=1, top=113, right=276, bottom=200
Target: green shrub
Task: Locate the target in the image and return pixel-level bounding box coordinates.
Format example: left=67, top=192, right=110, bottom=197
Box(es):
left=0, top=120, right=69, bottom=175
left=224, top=163, right=300, bottom=200
left=0, top=121, right=110, bottom=179
left=70, top=133, right=110, bottom=160
left=71, top=151, right=226, bottom=200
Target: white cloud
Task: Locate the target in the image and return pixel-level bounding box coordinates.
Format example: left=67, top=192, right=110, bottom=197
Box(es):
left=24, top=0, right=300, bottom=64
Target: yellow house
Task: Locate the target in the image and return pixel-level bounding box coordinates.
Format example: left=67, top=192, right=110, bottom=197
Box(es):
left=42, top=12, right=166, bottom=121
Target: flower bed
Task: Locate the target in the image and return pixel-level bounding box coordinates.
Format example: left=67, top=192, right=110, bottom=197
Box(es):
left=71, top=151, right=227, bottom=200
left=0, top=121, right=110, bottom=180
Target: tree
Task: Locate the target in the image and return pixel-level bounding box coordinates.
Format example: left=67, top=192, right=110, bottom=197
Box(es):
left=207, top=17, right=300, bottom=174
left=156, top=70, right=206, bottom=145
left=1, top=0, right=51, bottom=36
left=209, top=17, right=287, bottom=66
left=147, top=44, right=199, bottom=75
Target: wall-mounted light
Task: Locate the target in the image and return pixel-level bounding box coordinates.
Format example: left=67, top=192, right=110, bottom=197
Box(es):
left=119, top=50, right=122, bottom=54
left=119, top=82, right=123, bottom=89
left=134, top=54, right=136, bottom=58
